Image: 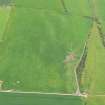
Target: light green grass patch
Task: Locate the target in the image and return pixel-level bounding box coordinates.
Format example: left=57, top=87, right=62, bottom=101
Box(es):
left=81, top=22, right=105, bottom=94
left=97, top=0, right=105, bottom=41
left=86, top=96, right=105, bottom=105
left=95, top=0, right=105, bottom=20
left=93, top=0, right=105, bottom=36
left=0, top=6, right=11, bottom=40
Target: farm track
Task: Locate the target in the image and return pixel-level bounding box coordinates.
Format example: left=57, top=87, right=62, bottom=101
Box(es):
left=74, top=41, right=89, bottom=97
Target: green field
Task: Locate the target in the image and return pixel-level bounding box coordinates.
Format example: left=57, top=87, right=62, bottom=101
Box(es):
left=81, top=22, right=105, bottom=94
left=14, top=0, right=63, bottom=12
left=79, top=0, right=105, bottom=104
left=86, top=96, right=105, bottom=105
left=0, top=0, right=105, bottom=105
left=80, top=21, right=105, bottom=104
left=0, top=93, right=84, bottom=105
left=0, top=4, right=91, bottom=92
left=94, top=0, right=105, bottom=33
left=64, top=0, right=92, bottom=16
left=14, top=0, right=92, bottom=16
left=0, top=7, right=11, bottom=39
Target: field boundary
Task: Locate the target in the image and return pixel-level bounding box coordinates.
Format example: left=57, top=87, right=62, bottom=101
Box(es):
left=0, top=91, right=74, bottom=96
left=0, top=91, right=88, bottom=97
left=1, top=91, right=105, bottom=97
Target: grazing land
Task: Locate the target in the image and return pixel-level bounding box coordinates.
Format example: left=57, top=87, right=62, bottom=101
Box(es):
left=0, top=5, right=91, bottom=93
left=0, top=0, right=105, bottom=105
left=0, top=6, right=11, bottom=40
left=0, top=93, right=84, bottom=105
left=86, top=96, right=105, bottom=105
left=81, top=22, right=105, bottom=94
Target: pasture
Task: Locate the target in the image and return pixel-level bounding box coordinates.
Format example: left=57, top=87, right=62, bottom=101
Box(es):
left=0, top=0, right=105, bottom=105
left=86, top=96, right=105, bottom=105
left=0, top=6, right=91, bottom=92
left=0, top=93, right=84, bottom=105
left=81, top=22, right=105, bottom=94
left=0, top=6, right=11, bottom=40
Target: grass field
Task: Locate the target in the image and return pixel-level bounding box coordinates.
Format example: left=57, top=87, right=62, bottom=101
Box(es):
left=64, top=0, right=92, bottom=16
left=0, top=93, right=84, bottom=105
left=80, top=21, right=105, bottom=105
left=14, top=0, right=63, bottom=12
left=0, top=6, right=11, bottom=40
left=81, top=22, right=105, bottom=94
left=86, top=96, right=105, bottom=105
left=14, top=0, right=92, bottom=16
left=0, top=6, right=91, bottom=93
left=0, top=0, right=105, bottom=105
left=91, top=0, right=105, bottom=40
left=0, top=0, right=11, bottom=5
left=79, top=0, right=105, bottom=105
left=94, top=0, right=105, bottom=27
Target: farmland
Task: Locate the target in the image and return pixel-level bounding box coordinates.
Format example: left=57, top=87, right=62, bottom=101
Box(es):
left=64, top=0, right=92, bottom=16
left=94, top=0, right=105, bottom=34
left=86, top=96, right=105, bottom=105
left=79, top=0, right=105, bottom=104
left=0, top=0, right=105, bottom=105
left=0, top=2, right=91, bottom=92
left=0, top=6, right=11, bottom=40
left=81, top=22, right=105, bottom=94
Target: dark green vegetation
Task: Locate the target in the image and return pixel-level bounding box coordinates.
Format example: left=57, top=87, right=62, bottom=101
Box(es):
left=0, top=93, right=84, bottom=105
